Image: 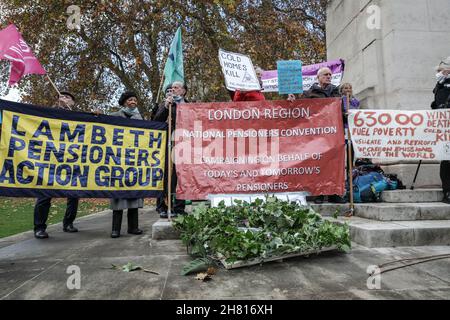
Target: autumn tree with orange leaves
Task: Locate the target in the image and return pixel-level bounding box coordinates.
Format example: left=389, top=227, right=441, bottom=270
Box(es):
left=0, top=0, right=328, bottom=116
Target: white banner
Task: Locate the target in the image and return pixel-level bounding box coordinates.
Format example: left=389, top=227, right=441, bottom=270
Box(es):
left=349, top=109, right=450, bottom=161
left=219, top=49, right=261, bottom=91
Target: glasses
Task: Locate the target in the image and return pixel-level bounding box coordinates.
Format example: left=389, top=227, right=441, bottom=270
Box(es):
left=321, top=73, right=332, bottom=76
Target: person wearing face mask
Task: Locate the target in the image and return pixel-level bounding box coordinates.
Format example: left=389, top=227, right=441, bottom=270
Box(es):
left=153, top=81, right=188, bottom=218
left=109, top=91, right=144, bottom=237
left=33, top=91, right=80, bottom=239
left=431, top=57, right=450, bottom=204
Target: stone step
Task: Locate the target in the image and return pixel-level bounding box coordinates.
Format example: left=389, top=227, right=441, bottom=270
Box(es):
left=381, top=189, right=444, bottom=203
left=355, top=203, right=450, bottom=221
left=333, top=217, right=450, bottom=248
left=311, top=202, right=450, bottom=221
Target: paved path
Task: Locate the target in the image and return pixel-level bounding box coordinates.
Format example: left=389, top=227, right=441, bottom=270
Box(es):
left=0, top=207, right=449, bottom=300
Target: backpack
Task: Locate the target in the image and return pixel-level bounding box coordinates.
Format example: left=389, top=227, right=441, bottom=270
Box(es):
left=352, top=171, right=389, bottom=203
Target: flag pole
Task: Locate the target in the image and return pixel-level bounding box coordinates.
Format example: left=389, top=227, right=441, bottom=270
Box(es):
left=156, top=48, right=169, bottom=103
left=156, top=74, right=164, bottom=104
left=346, top=93, right=355, bottom=217
left=167, top=101, right=173, bottom=221
left=46, top=74, right=61, bottom=96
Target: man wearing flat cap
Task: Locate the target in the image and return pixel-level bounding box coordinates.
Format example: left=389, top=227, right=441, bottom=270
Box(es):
left=33, top=91, right=80, bottom=239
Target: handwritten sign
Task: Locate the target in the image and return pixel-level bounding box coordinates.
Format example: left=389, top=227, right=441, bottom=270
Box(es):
left=277, top=60, right=303, bottom=94
left=219, top=49, right=261, bottom=91
left=349, top=109, right=450, bottom=160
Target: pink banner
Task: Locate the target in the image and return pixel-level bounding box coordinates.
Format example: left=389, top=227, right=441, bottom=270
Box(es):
left=0, top=24, right=46, bottom=86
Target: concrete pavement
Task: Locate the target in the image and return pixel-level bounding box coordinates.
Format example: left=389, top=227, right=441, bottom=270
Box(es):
left=0, top=207, right=449, bottom=300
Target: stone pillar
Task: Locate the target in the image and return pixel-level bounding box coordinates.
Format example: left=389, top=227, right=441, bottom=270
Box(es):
left=326, top=0, right=450, bottom=188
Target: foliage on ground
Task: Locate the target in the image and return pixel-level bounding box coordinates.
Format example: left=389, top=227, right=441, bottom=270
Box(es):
left=173, top=197, right=351, bottom=264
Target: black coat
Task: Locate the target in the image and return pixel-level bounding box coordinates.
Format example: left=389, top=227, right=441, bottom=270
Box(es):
left=431, top=78, right=450, bottom=109
left=304, top=83, right=340, bottom=98
left=153, top=98, right=188, bottom=129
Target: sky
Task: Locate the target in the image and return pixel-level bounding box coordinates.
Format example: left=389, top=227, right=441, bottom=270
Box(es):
left=0, top=87, right=21, bottom=102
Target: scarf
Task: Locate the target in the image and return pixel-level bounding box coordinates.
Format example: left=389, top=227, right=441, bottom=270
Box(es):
left=121, top=107, right=141, bottom=118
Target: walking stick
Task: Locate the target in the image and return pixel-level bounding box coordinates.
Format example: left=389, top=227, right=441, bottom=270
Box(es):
left=410, top=160, right=422, bottom=190
left=346, top=94, right=355, bottom=217
left=167, top=101, right=173, bottom=221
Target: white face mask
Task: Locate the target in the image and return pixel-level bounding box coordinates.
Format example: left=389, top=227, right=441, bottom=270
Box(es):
left=436, top=72, right=445, bottom=83
left=436, top=71, right=450, bottom=83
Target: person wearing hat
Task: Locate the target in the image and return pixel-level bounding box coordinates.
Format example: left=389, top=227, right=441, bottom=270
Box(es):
left=431, top=57, right=450, bottom=204
left=108, top=91, right=144, bottom=237
left=33, top=91, right=80, bottom=239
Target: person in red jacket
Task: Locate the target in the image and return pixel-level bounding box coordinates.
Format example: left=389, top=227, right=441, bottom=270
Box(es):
left=230, top=66, right=266, bottom=102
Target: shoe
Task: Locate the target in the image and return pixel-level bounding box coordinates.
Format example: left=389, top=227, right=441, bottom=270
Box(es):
left=159, top=211, right=168, bottom=219
left=111, top=230, right=120, bottom=238
left=443, top=191, right=450, bottom=204
left=127, top=209, right=142, bottom=235
left=63, top=224, right=78, bottom=233
left=169, top=212, right=178, bottom=218
left=314, top=195, right=325, bottom=204
left=127, top=228, right=143, bottom=235
left=329, top=195, right=347, bottom=204
left=111, top=211, right=122, bottom=238
left=34, top=230, right=49, bottom=239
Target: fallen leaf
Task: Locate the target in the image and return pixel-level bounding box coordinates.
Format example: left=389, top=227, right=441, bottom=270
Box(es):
left=196, top=272, right=212, bottom=281
left=206, top=267, right=216, bottom=275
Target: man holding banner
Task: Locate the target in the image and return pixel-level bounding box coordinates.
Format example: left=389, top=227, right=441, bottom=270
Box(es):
left=153, top=81, right=187, bottom=218
left=304, top=67, right=345, bottom=204
left=304, top=67, right=340, bottom=99
left=33, top=92, right=79, bottom=239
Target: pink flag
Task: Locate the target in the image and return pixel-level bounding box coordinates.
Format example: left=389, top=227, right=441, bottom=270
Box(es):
left=0, top=24, right=46, bottom=86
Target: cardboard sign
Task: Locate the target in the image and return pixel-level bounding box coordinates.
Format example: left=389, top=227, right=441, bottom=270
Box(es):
left=219, top=49, right=261, bottom=91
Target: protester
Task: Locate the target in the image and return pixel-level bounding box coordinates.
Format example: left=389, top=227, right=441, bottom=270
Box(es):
left=340, top=82, right=360, bottom=162
left=109, top=91, right=144, bottom=237
left=303, top=68, right=344, bottom=203
left=340, top=82, right=360, bottom=118
left=304, top=67, right=340, bottom=98
left=153, top=81, right=188, bottom=218
left=431, top=57, right=450, bottom=204
left=231, top=66, right=266, bottom=102
left=33, top=91, right=80, bottom=239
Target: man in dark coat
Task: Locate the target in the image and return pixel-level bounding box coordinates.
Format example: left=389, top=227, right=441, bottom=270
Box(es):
left=153, top=81, right=187, bottom=218
left=304, top=67, right=344, bottom=204
left=431, top=57, right=450, bottom=203
left=33, top=92, right=80, bottom=239
left=304, top=67, right=341, bottom=98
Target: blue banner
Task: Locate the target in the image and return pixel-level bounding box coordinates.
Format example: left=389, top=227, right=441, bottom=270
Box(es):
left=277, top=60, right=303, bottom=94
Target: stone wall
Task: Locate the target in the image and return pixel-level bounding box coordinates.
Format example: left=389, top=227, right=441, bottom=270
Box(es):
left=326, top=0, right=450, bottom=188
left=327, top=0, right=450, bottom=110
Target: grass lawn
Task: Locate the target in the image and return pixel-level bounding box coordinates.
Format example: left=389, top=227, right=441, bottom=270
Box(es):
left=0, top=198, right=110, bottom=238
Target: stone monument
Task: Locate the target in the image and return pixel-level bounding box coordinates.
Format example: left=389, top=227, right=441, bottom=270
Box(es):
left=326, top=0, right=450, bottom=187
